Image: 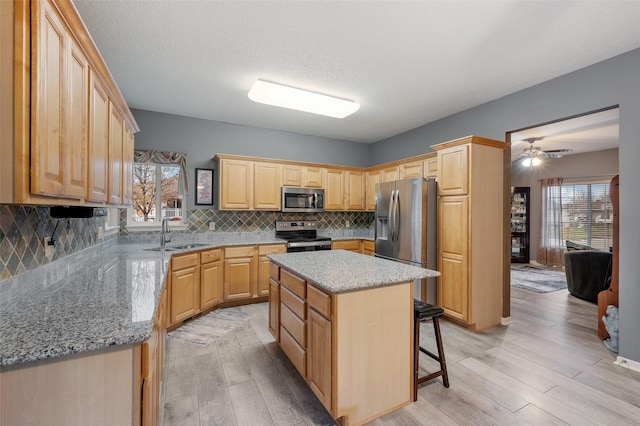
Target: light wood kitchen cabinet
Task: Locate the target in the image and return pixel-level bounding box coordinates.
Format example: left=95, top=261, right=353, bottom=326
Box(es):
left=223, top=246, right=256, bottom=301
left=30, top=0, right=88, bottom=199
left=324, top=168, right=345, bottom=210
left=433, top=136, right=507, bottom=331
left=381, top=165, right=400, bottom=182
left=169, top=252, right=200, bottom=325
left=258, top=244, right=286, bottom=297
left=345, top=170, right=366, bottom=210
left=362, top=240, right=375, bottom=256
left=303, top=166, right=324, bottom=188
left=423, top=155, right=438, bottom=178
left=88, top=73, right=110, bottom=202
left=438, top=143, right=469, bottom=195
left=307, top=287, right=332, bottom=410
left=399, top=160, right=423, bottom=179
left=282, top=164, right=302, bottom=186
left=366, top=170, right=380, bottom=211
left=219, top=158, right=253, bottom=210
left=122, top=126, right=135, bottom=205
left=141, top=284, right=167, bottom=426
left=268, top=276, right=280, bottom=341
left=332, top=240, right=361, bottom=252
left=200, top=248, right=223, bottom=310
left=1, top=0, right=138, bottom=206
left=254, top=161, right=281, bottom=210
left=108, top=103, right=124, bottom=205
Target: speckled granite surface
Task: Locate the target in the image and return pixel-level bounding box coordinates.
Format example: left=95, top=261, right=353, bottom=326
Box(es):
left=0, top=232, right=381, bottom=367
left=268, top=250, right=439, bottom=293
left=0, top=234, right=284, bottom=367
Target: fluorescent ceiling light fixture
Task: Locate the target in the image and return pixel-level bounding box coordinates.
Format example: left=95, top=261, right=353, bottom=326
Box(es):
left=248, top=80, right=360, bottom=118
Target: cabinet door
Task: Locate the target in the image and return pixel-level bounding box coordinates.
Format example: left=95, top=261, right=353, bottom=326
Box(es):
left=399, top=161, right=422, bottom=179
left=201, top=259, right=222, bottom=310
left=423, top=156, right=438, bottom=179
left=345, top=170, right=365, bottom=210
left=122, top=126, right=134, bottom=205
left=64, top=40, right=89, bottom=199
left=269, top=278, right=280, bottom=341
left=438, top=144, right=468, bottom=195
left=31, top=1, right=67, bottom=197
left=108, top=103, right=123, bottom=204
left=170, top=265, right=200, bottom=324
left=254, top=162, right=281, bottom=210
left=381, top=166, right=399, bottom=182
left=282, top=164, right=302, bottom=187
left=258, top=245, right=286, bottom=297
left=223, top=256, right=254, bottom=300
left=366, top=170, right=380, bottom=211
left=303, top=166, right=323, bottom=188
left=324, top=169, right=344, bottom=210
left=307, top=308, right=332, bottom=411
left=88, top=73, right=109, bottom=202
left=438, top=196, right=469, bottom=321
left=220, top=159, right=252, bottom=209
left=332, top=240, right=361, bottom=252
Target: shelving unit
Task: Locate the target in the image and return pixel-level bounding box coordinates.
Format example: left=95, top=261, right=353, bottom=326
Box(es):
left=511, top=187, right=530, bottom=263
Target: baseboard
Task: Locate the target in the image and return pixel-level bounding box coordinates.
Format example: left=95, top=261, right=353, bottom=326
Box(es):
left=501, top=316, right=512, bottom=325
left=614, top=356, right=640, bottom=372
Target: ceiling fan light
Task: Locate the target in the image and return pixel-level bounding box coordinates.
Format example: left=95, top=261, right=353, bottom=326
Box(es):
left=532, top=157, right=541, bottom=166
left=521, top=157, right=541, bottom=167
left=248, top=80, right=360, bottom=118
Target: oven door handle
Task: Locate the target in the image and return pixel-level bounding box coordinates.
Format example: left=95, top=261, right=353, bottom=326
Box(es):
left=287, top=241, right=332, bottom=248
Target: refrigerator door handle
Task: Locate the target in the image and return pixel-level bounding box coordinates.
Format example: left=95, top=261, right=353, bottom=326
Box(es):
left=394, top=189, right=400, bottom=243
left=388, top=189, right=395, bottom=241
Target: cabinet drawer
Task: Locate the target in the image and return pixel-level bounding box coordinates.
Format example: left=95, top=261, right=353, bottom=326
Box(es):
left=225, top=245, right=255, bottom=258
left=200, top=248, right=221, bottom=264
left=280, top=303, right=306, bottom=347
left=280, top=326, right=306, bottom=377
left=281, top=269, right=306, bottom=299
left=171, top=253, right=198, bottom=271
left=332, top=240, right=360, bottom=251
left=269, top=262, right=280, bottom=281
left=307, top=284, right=331, bottom=319
left=281, top=285, right=306, bottom=319
left=259, top=244, right=286, bottom=255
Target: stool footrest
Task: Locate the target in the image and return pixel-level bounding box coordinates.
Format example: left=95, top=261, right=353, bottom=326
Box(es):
left=418, top=346, right=440, bottom=362
left=416, top=371, right=444, bottom=385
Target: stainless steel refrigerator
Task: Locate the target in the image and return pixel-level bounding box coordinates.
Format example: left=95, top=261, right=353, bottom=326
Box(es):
left=375, top=177, right=437, bottom=303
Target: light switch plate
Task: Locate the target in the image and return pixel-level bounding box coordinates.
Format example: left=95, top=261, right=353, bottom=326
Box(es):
left=209, top=222, right=216, bottom=231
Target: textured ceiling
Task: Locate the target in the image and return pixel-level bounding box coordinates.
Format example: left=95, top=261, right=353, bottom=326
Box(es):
left=74, top=1, right=640, bottom=144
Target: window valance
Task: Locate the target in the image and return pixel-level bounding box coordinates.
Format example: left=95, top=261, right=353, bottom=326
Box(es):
left=134, top=150, right=188, bottom=196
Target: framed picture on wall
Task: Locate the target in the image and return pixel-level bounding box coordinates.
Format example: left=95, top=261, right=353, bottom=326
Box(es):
left=195, top=168, right=214, bottom=205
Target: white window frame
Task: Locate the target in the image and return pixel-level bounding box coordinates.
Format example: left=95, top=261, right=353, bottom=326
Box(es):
left=126, top=163, right=188, bottom=231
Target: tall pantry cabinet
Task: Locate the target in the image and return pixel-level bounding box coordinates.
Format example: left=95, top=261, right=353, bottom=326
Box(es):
left=433, top=136, right=508, bottom=331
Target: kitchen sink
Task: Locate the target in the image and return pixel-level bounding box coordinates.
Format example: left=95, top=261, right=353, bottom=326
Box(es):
left=144, top=243, right=209, bottom=251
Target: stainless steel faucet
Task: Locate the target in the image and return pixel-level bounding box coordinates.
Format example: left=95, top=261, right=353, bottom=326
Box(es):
left=161, top=217, right=172, bottom=248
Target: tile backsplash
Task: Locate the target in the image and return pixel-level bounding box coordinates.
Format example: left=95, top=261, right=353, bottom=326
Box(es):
left=0, top=205, right=116, bottom=281
left=1, top=205, right=373, bottom=281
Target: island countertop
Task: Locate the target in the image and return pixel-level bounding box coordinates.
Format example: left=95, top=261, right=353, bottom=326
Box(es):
left=268, top=250, right=439, bottom=293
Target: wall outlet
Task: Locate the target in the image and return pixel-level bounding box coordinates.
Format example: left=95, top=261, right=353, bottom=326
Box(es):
left=209, top=221, right=216, bottom=231
left=43, top=237, right=54, bottom=257
left=345, top=220, right=350, bottom=228
left=97, top=226, right=104, bottom=239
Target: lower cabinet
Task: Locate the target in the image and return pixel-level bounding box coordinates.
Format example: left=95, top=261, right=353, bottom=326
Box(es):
left=223, top=246, right=256, bottom=301
left=141, top=284, right=167, bottom=426
left=258, top=244, right=286, bottom=296
left=169, top=253, right=199, bottom=325
left=331, top=239, right=361, bottom=252
left=307, top=298, right=332, bottom=410
left=362, top=240, right=374, bottom=256
left=200, top=248, right=223, bottom=310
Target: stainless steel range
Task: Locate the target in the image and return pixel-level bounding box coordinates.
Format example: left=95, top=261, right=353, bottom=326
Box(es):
left=275, top=220, right=332, bottom=252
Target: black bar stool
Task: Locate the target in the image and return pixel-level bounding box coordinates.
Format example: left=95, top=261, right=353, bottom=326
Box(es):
left=414, top=299, right=449, bottom=401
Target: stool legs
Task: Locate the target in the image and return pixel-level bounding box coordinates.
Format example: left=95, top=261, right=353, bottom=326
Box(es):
left=414, top=315, right=449, bottom=401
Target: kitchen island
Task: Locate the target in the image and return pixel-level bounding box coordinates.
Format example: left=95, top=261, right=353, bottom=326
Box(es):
left=267, top=250, right=439, bottom=426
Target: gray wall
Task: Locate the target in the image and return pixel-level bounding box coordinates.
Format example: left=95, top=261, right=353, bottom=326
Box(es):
left=131, top=109, right=371, bottom=209
left=373, top=48, right=640, bottom=365
left=511, top=148, right=619, bottom=260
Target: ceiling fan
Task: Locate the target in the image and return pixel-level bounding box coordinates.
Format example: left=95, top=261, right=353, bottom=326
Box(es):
left=518, top=137, right=573, bottom=167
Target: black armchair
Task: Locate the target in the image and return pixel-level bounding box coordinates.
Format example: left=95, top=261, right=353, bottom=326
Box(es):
left=563, top=250, right=612, bottom=303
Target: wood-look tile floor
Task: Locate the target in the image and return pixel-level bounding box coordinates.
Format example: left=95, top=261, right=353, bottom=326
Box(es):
left=161, top=287, right=640, bottom=425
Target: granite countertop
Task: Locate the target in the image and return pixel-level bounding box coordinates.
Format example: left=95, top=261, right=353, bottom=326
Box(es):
left=268, top=250, right=439, bottom=293
left=0, top=233, right=282, bottom=368
left=0, top=231, right=378, bottom=367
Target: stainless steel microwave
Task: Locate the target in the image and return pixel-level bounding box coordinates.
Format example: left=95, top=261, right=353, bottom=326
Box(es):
left=281, top=187, right=325, bottom=213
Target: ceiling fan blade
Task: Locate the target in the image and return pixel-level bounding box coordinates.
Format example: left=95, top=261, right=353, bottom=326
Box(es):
left=542, top=148, right=573, bottom=153
left=540, top=153, right=564, bottom=159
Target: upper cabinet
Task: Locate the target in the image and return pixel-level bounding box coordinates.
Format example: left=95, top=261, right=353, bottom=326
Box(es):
left=216, top=156, right=281, bottom=210
left=324, top=168, right=345, bottom=210
left=254, top=162, right=281, bottom=210
left=1, top=0, right=138, bottom=206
